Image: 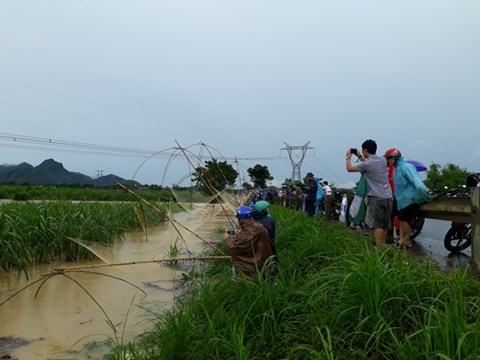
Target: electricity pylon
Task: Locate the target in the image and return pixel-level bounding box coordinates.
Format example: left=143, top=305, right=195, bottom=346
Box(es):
left=281, top=142, right=313, bottom=181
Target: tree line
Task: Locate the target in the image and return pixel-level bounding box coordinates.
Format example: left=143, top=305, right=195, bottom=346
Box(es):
left=192, top=159, right=476, bottom=193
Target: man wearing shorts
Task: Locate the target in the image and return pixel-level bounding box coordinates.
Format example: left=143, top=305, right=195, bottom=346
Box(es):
left=346, top=139, right=393, bottom=245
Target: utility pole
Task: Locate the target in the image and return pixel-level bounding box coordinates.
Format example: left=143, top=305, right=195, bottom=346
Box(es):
left=281, top=142, right=313, bottom=181
left=233, top=156, right=245, bottom=189
left=95, top=170, right=104, bottom=178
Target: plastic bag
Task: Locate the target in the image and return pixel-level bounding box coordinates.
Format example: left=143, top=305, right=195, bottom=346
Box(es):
left=339, top=194, right=348, bottom=222
left=349, top=195, right=363, bottom=218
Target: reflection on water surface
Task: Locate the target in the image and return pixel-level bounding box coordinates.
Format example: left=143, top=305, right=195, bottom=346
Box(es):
left=0, top=204, right=228, bottom=359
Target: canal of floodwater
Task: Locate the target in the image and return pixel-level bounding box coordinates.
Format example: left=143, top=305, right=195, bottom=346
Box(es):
left=0, top=203, right=230, bottom=359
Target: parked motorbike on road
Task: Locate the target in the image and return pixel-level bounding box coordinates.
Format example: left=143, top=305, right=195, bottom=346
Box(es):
left=443, top=172, right=479, bottom=253
left=444, top=222, right=471, bottom=253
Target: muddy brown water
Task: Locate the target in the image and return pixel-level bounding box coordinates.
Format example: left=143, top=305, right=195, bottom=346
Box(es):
left=0, top=204, right=230, bottom=360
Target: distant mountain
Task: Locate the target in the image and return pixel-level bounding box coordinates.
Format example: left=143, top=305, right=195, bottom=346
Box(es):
left=0, top=159, right=142, bottom=187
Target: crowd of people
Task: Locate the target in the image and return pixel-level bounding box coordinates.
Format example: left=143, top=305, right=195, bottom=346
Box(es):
left=223, top=138, right=433, bottom=279
left=224, top=173, right=344, bottom=279
left=241, top=181, right=340, bottom=219
left=346, top=139, right=432, bottom=248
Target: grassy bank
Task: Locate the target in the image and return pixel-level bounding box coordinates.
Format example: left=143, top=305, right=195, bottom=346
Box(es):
left=0, top=201, right=177, bottom=273
left=107, top=206, right=480, bottom=360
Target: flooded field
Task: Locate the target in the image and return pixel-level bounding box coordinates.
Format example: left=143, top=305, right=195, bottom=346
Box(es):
left=0, top=204, right=229, bottom=359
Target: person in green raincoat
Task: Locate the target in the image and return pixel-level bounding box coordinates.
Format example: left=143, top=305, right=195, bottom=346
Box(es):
left=348, top=174, right=369, bottom=227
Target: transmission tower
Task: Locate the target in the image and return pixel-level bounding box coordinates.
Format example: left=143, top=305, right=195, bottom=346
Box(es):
left=232, top=156, right=246, bottom=189
left=281, top=142, right=313, bottom=181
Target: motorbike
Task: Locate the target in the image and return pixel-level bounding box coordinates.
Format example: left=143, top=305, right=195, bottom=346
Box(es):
left=443, top=172, right=479, bottom=253
left=444, top=222, right=471, bottom=253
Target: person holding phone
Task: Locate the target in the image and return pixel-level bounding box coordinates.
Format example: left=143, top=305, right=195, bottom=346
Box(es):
left=345, top=139, right=393, bottom=246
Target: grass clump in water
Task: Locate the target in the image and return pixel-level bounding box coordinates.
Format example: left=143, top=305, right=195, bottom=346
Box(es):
left=107, top=206, right=480, bottom=360
left=0, top=201, right=175, bottom=272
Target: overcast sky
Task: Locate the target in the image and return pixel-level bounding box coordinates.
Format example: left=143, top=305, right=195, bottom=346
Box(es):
left=1, top=1, right=479, bottom=188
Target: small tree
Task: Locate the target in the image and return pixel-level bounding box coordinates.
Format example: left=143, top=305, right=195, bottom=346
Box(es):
left=247, top=164, right=273, bottom=188
left=242, top=182, right=253, bottom=190
left=424, top=162, right=470, bottom=191
left=192, top=159, right=238, bottom=194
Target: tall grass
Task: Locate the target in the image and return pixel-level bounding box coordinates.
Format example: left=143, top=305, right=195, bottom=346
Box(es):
left=106, top=206, right=480, bottom=360
left=0, top=184, right=175, bottom=202
left=0, top=201, right=173, bottom=272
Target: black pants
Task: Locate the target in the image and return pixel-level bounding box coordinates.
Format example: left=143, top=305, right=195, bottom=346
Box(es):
left=305, top=197, right=316, bottom=216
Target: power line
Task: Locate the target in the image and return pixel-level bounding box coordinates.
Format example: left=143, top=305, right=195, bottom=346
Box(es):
left=0, top=132, right=287, bottom=162
left=0, top=78, right=217, bottom=136
left=0, top=142, right=161, bottom=159
left=0, top=98, right=244, bottom=141
left=303, top=156, right=351, bottom=187
left=0, top=77, right=161, bottom=121
left=0, top=132, right=159, bottom=155
left=0, top=99, right=163, bottom=134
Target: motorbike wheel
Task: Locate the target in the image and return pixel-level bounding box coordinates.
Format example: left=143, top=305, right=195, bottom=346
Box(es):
left=409, top=216, right=425, bottom=240
left=444, top=224, right=472, bottom=253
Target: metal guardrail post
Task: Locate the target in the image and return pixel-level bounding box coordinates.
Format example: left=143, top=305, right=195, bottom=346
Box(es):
left=471, top=187, right=480, bottom=269
left=325, top=195, right=332, bottom=219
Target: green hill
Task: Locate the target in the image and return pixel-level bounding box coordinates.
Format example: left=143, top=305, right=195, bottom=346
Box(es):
left=0, top=159, right=141, bottom=187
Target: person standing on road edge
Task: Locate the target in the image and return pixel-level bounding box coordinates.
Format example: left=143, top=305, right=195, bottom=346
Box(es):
left=384, top=148, right=433, bottom=249
left=346, top=139, right=393, bottom=246
left=322, top=181, right=333, bottom=219
left=303, top=172, right=318, bottom=217
left=314, top=176, right=324, bottom=216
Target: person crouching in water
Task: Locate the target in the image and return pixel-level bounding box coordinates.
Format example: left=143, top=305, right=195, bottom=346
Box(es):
left=224, top=205, right=277, bottom=279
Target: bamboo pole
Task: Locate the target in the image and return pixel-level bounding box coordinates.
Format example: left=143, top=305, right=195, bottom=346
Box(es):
left=174, top=140, right=237, bottom=229
left=115, top=181, right=227, bottom=255
left=53, top=255, right=232, bottom=272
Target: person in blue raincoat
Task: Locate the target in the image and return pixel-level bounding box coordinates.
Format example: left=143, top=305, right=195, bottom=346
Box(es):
left=384, top=148, right=433, bottom=249
left=314, top=177, right=324, bottom=216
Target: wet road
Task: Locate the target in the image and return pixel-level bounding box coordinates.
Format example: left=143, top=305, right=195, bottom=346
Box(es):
left=405, top=219, right=473, bottom=272
left=354, top=218, right=473, bottom=271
